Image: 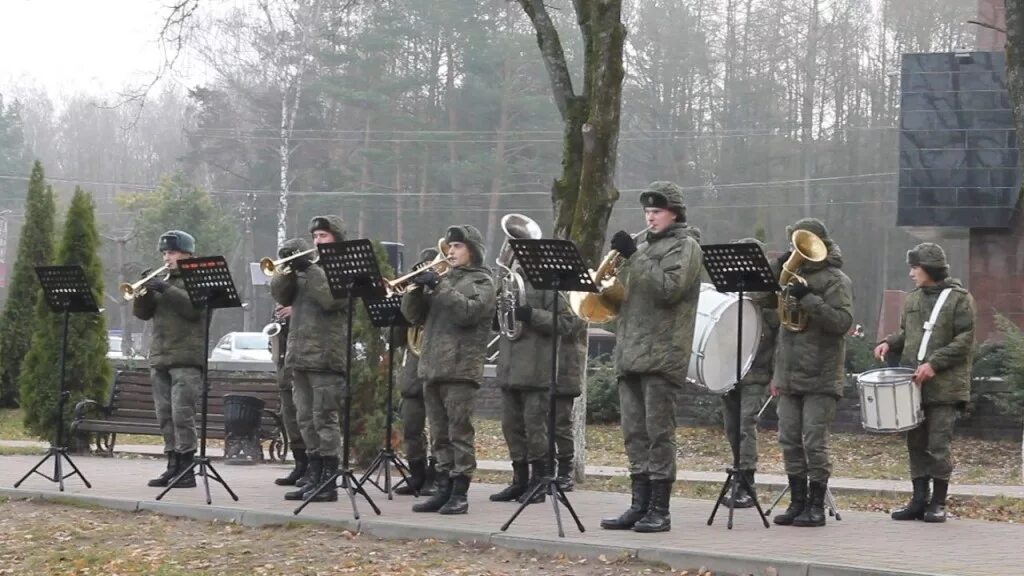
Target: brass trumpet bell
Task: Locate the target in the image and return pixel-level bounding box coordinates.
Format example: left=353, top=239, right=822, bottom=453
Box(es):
left=568, top=226, right=651, bottom=324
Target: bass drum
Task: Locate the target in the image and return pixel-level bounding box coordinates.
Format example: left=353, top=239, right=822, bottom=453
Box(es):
left=688, top=284, right=762, bottom=394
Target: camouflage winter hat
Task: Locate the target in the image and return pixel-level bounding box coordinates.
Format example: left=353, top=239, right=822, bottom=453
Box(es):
left=786, top=217, right=829, bottom=241
left=309, top=214, right=346, bottom=242
left=419, top=247, right=439, bottom=262
left=158, top=230, right=196, bottom=254
left=732, top=237, right=767, bottom=253
left=639, top=181, right=686, bottom=220
left=444, top=224, right=486, bottom=265
left=907, top=242, right=948, bottom=270
left=278, top=237, right=311, bottom=259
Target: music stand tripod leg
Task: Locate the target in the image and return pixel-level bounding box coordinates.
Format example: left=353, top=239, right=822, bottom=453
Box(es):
left=766, top=484, right=788, bottom=516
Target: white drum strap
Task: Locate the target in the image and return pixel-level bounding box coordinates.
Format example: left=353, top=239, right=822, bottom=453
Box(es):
left=917, top=288, right=952, bottom=363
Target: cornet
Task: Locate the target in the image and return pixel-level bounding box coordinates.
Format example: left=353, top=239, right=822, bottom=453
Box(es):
left=120, top=265, right=170, bottom=301
left=260, top=247, right=318, bottom=276
left=385, top=238, right=452, bottom=297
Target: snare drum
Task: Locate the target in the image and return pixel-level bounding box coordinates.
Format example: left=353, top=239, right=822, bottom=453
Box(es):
left=688, top=284, right=761, bottom=394
left=857, top=367, right=924, bottom=433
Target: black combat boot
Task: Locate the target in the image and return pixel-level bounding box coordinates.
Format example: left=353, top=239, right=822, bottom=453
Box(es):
left=148, top=452, right=178, bottom=487
left=420, top=457, right=437, bottom=496
left=923, top=478, right=948, bottom=523
left=518, top=460, right=548, bottom=504
left=395, top=459, right=427, bottom=496
left=719, top=469, right=755, bottom=509
left=439, top=474, right=470, bottom=515
left=556, top=456, right=575, bottom=492
left=413, top=472, right=451, bottom=513
left=489, top=461, right=528, bottom=502
left=295, top=453, right=319, bottom=488
left=275, top=448, right=309, bottom=486
left=773, top=475, right=807, bottom=526
left=171, top=451, right=197, bottom=488
left=633, top=480, right=673, bottom=533
left=793, top=480, right=827, bottom=527
left=891, top=476, right=930, bottom=521
left=600, top=474, right=651, bottom=530
left=285, top=455, right=322, bottom=500
left=306, top=456, right=339, bottom=502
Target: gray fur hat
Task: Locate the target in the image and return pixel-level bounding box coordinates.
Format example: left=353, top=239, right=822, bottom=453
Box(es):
left=907, top=242, right=948, bottom=270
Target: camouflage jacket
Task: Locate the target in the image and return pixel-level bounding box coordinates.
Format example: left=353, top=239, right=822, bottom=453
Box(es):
left=393, top=326, right=425, bottom=398
left=496, top=282, right=588, bottom=397
left=774, top=244, right=853, bottom=397
left=741, top=279, right=781, bottom=387
left=131, top=269, right=205, bottom=369
left=614, top=223, right=704, bottom=387
left=401, top=265, right=496, bottom=386
left=271, top=263, right=349, bottom=374
left=885, top=279, right=975, bottom=406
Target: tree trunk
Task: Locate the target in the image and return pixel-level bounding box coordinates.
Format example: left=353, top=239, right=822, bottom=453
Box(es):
left=801, top=0, right=819, bottom=217
left=359, top=113, right=372, bottom=239
left=1005, top=0, right=1024, bottom=482
left=278, top=90, right=291, bottom=247
left=485, top=57, right=513, bottom=255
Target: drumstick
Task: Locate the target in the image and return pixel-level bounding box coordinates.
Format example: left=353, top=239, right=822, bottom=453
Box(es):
left=757, top=395, right=774, bottom=418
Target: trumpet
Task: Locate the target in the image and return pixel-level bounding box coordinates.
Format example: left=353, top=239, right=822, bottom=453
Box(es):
left=120, top=265, right=170, bottom=301
left=385, top=237, right=452, bottom=297
left=260, top=247, right=318, bottom=276
left=568, top=226, right=652, bottom=323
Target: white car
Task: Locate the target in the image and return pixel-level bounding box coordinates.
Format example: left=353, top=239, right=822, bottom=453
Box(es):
left=210, top=332, right=273, bottom=363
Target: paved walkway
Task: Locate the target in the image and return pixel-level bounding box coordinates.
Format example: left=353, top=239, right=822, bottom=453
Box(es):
left=4, top=439, right=1022, bottom=499
left=1, top=454, right=1022, bottom=576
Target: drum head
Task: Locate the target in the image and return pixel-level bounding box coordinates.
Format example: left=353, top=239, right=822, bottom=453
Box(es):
left=692, top=296, right=761, bottom=392
left=858, top=367, right=915, bottom=385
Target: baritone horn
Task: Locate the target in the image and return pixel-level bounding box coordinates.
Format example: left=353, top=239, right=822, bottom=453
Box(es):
left=777, top=228, right=828, bottom=332
left=386, top=238, right=452, bottom=297
left=260, top=247, right=318, bottom=276
left=119, top=265, right=170, bottom=301
left=496, top=213, right=543, bottom=340
left=568, top=226, right=652, bottom=324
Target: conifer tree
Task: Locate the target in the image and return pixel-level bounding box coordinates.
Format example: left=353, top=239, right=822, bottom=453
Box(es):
left=0, top=161, right=56, bottom=406
left=19, top=187, right=111, bottom=441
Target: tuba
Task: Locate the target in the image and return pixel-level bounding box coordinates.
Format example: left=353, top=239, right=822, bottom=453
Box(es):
left=777, top=229, right=828, bottom=332
left=120, top=265, right=170, bottom=301
left=386, top=237, right=452, bottom=297
left=495, top=213, right=543, bottom=340
left=568, top=226, right=652, bottom=324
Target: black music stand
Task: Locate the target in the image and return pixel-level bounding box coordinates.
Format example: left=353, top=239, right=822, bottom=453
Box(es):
left=14, top=266, right=98, bottom=492
left=294, top=239, right=383, bottom=518
left=356, top=295, right=413, bottom=499
left=155, top=256, right=241, bottom=505
left=499, top=239, right=596, bottom=538
left=701, top=243, right=777, bottom=529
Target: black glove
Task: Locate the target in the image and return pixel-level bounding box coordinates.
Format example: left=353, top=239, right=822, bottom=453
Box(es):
left=513, top=305, right=533, bottom=323
left=610, top=230, right=637, bottom=259
left=144, top=278, right=170, bottom=293
left=776, top=250, right=793, bottom=268
left=291, top=256, right=313, bottom=272
left=788, top=283, right=812, bottom=300
left=412, top=269, right=440, bottom=289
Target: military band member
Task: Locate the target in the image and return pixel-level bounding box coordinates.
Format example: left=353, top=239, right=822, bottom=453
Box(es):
left=133, top=230, right=203, bottom=489
left=271, top=216, right=349, bottom=503
left=270, top=238, right=309, bottom=487
left=772, top=218, right=853, bottom=528
left=394, top=247, right=440, bottom=497
left=719, top=237, right=779, bottom=508
left=401, top=225, right=495, bottom=515
left=600, top=182, right=703, bottom=533
left=875, top=243, right=975, bottom=523
left=490, top=261, right=588, bottom=504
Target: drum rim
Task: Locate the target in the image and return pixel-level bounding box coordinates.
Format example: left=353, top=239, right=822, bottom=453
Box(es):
left=857, top=366, right=915, bottom=385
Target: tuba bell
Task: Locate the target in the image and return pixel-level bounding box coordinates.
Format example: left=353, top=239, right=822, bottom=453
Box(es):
left=568, top=226, right=651, bottom=324
left=495, top=213, right=543, bottom=340
left=777, top=229, right=828, bottom=332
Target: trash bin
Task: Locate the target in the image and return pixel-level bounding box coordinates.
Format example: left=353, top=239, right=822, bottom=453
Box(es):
left=223, top=394, right=265, bottom=465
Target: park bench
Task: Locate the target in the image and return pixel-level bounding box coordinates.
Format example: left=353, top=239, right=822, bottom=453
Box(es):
left=70, top=368, right=287, bottom=462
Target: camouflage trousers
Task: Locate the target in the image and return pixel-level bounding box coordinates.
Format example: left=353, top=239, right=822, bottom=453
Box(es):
left=554, top=396, right=575, bottom=459
left=721, top=384, right=767, bottom=470
left=619, top=374, right=678, bottom=481
left=275, top=366, right=304, bottom=451
left=150, top=367, right=201, bottom=453
left=777, top=393, right=836, bottom=482
left=424, top=381, right=477, bottom=477
left=907, top=404, right=958, bottom=480
left=401, top=391, right=429, bottom=463
left=292, top=369, right=346, bottom=458
left=500, top=389, right=549, bottom=463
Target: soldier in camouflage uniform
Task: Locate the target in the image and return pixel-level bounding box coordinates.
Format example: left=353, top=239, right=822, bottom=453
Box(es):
left=270, top=238, right=309, bottom=487
left=401, top=225, right=495, bottom=515
left=133, top=230, right=204, bottom=489
left=600, top=182, right=703, bottom=534
left=876, top=243, right=975, bottom=523
left=271, top=216, right=350, bottom=503
left=490, top=255, right=588, bottom=505
left=772, top=218, right=853, bottom=528
left=719, top=237, right=779, bottom=508
left=394, top=247, right=439, bottom=497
